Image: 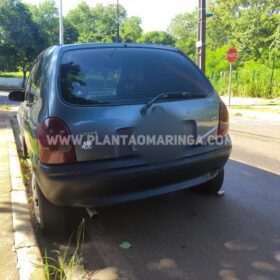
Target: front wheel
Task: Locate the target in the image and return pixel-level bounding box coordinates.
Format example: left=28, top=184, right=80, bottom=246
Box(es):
left=196, top=168, right=224, bottom=195
left=31, top=172, right=66, bottom=235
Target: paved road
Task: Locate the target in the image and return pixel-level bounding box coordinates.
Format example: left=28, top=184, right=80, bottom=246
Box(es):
left=0, top=77, right=23, bottom=89
left=81, top=116, right=280, bottom=279
left=81, top=168, right=280, bottom=280
left=1, top=91, right=280, bottom=280
left=0, top=90, right=20, bottom=106
left=230, top=117, right=280, bottom=175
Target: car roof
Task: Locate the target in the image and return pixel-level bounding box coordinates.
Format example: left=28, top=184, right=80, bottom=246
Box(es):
left=45, top=43, right=179, bottom=55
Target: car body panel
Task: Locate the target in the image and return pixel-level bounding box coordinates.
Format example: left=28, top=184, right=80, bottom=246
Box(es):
left=49, top=94, right=220, bottom=162
left=15, top=43, right=231, bottom=208
left=36, top=142, right=231, bottom=207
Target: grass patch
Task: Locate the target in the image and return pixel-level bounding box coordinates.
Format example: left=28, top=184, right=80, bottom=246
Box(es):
left=19, top=158, right=87, bottom=279
left=258, top=99, right=280, bottom=106
left=231, top=105, right=280, bottom=113
left=43, top=220, right=86, bottom=280
left=20, top=158, right=31, bottom=185
left=0, top=71, right=27, bottom=78
left=0, top=104, right=11, bottom=111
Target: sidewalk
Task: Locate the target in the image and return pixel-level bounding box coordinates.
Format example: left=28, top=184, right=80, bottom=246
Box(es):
left=221, top=96, right=280, bottom=122
left=0, top=110, right=19, bottom=280
left=221, top=96, right=280, bottom=106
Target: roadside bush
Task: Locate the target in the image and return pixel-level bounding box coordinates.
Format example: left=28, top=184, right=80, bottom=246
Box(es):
left=208, top=60, right=280, bottom=98
left=0, top=71, right=26, bottom=78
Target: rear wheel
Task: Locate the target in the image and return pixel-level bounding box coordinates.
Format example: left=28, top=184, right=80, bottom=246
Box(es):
left=31, top=172, right=66, bottom=235
left=20, top=135, right=28, bottom=158
left=196, top=168, right=224, bottom=195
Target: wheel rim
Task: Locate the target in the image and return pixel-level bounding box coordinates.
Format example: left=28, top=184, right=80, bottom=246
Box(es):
left=31, top=173, right=41, bottom=224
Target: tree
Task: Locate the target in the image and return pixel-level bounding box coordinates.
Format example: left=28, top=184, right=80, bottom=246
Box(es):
left=137, top=31, right=175, bottom=45
left=0, top=0, right=45, bottom=82
left=207, top=0, right=280, bottom=63
left=168, top=11, right=197, bottom=60
left=65, top=2, right=127, bottom=43
left=65, top=1, right=95, bottom=43
left=93, top=3, right=127, bottom=42
left=28, top=0, right=59, bottom=47
left=120, top=16, right=142, bottom=42
left=64, top=19, right=79, bottom=44
left=206, top=45, right=232, bottom=77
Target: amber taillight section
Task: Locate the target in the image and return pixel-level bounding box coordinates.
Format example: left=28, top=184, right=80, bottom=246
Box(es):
left=37, top=118, right=76, bottom=164
left=218, top=101, right=229, bottom=137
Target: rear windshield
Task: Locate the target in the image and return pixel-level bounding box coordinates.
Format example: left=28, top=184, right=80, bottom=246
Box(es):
left=60, top=47, right=213, bottom=105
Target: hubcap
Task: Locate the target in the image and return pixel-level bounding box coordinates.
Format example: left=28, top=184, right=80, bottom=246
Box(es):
left=31, top=173, right=41, bottom=224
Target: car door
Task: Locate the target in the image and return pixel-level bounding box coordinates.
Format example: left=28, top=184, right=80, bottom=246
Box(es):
left=23, top=55, right=43, bottom=162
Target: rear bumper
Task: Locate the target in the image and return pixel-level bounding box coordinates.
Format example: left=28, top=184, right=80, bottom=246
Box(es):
left=35, top=142, right=232, bottom=207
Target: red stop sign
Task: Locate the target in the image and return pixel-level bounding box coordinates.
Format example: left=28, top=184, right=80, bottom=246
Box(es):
left=226, top=48, right=238, bottom=63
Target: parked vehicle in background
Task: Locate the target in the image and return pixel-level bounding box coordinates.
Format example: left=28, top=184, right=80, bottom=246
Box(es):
left=9, top=43, right=231, bottom=234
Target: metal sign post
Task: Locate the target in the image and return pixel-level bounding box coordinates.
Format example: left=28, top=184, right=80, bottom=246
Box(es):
left=228, top=62, right=233, bottom=108
left=226, top=48, right=238, bottom=108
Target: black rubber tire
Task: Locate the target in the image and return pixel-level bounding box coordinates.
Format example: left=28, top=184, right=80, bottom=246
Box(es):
left=196, top=168, right=224, bottom=195
left=20, top=136, right=28, bottom=158
left=35, top=180, right=66, bottom=235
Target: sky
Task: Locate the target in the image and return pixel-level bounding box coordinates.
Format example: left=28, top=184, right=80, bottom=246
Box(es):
left=22, top=0, right=197, bottom=32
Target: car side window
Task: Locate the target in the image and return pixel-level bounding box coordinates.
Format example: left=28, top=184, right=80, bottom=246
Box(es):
left=25, top=62, right=37, bottom=104
left=25, top=55, right=43, bottom=104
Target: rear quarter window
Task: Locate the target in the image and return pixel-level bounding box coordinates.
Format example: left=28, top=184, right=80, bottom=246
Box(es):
left=59, top=48, right=213, bottom=105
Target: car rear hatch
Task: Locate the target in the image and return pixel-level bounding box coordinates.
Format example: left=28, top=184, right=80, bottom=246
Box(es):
left=50, top=45, right=221, bottom=163
left=58, top=95, right=220, bottom=162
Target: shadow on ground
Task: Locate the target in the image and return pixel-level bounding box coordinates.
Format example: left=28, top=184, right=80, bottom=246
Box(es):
left=37, top=160, right=280, bottom=280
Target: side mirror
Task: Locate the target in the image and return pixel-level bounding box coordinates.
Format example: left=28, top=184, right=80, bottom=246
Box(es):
left=8, top=90, right=25, bottom=102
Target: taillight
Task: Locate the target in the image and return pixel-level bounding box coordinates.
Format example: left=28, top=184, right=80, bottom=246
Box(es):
left=218, top=101, right=229, bottom=137
left=37, top=118, right=76, bottom=164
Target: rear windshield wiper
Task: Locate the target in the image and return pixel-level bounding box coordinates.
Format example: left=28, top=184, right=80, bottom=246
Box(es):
left=141, top=91, right=206, bottom=115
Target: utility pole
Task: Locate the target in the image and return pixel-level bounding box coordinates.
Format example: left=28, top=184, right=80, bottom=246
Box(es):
left=59, top=0, right=64, bottom=45
left=116, top=0, right=120, bottom=42
left=197, top=0, right=206, bottom=73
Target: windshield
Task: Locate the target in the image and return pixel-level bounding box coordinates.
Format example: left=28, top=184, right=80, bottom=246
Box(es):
left=60, top=47, right=213, bottom=105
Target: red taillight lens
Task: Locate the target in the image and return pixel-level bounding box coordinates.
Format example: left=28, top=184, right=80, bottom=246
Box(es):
left=218, top=101, right=229, bottom=137
left=37, top=118, right=76, bottom=164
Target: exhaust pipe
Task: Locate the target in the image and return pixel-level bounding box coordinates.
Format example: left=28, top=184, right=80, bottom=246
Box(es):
left=86, top=207, right=98, bottom=219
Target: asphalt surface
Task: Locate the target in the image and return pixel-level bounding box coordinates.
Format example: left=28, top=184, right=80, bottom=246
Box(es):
left=81, top=166, right=280, bottom=280
left=81, top=114, right=280, bottom=280
left=230, top=117, right=280, bottom=175
left=1, top=91, right=280, bottom=280
left=0, top=91, right=19, bottom=106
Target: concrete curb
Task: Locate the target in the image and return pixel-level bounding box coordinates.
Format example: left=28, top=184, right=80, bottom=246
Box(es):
left=7, top=124, right=46, bottom=280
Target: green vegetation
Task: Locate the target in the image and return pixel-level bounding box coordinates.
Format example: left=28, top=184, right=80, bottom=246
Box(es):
left=0, top=0, right=279, bottom=97
left=168, top=1, right=280, bottom=98
left=0, top=104, right=11, bottom=111
left=168, top=11, right=197, bottom=60
left=43, top=220, right=85, bottom=280
left=0, top=71, right=25, bottom=78
left=209, top=62, right=280, bottom=98
left=0, top=0, right=45, bottom=83
left=19, top=158, right=31, bottom=185
left=137, top=31, right=175, bottom=45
